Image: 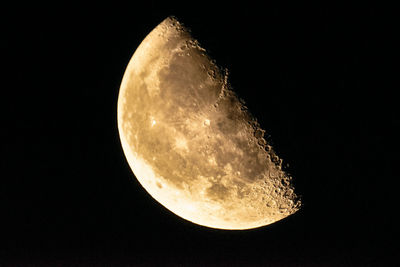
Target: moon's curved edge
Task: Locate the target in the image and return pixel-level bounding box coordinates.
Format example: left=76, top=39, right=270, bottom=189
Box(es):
left=117, top=16, right=301, bottom=230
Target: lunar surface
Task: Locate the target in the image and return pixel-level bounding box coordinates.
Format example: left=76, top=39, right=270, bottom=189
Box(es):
left=118, top=16, right=301, bottom=230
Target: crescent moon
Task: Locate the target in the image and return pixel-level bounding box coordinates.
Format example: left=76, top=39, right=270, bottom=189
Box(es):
left=117, top=16, right=300, bottom=230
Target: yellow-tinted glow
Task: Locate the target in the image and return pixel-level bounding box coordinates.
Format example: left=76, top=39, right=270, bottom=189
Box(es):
left=117, top=16, right=300, bottom=230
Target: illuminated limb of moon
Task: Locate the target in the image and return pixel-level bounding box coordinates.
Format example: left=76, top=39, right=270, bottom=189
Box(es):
left=118, top=16, right=301, bottom=230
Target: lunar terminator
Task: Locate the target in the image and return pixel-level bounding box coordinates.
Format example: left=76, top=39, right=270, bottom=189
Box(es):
left=118, top=16, right=300, bottom=229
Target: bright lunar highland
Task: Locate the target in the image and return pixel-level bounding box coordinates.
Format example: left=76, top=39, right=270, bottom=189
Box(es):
left=118, top=16, right=301, bottom=230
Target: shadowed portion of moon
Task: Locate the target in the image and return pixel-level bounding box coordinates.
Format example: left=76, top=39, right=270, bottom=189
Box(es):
left=118, top=16, right=301, bottom=230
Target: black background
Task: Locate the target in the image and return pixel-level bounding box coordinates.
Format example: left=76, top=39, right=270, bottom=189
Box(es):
left=2, top=2, right=398, bottom=266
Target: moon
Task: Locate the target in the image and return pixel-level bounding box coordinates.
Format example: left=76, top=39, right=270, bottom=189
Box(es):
left=117, top=16, right=301, bottom=230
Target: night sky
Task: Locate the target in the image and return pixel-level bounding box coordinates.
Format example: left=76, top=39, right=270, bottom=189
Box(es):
left=3, top=3, right=398, bottom=266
